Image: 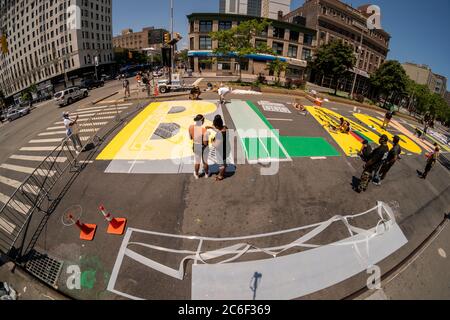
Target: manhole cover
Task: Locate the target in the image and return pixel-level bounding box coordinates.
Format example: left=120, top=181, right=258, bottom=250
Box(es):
left=168, top=106, right=186, bottom=114
left=25, top=250, right=64, bottom=288
left=152, top=123, right=180, bottom=139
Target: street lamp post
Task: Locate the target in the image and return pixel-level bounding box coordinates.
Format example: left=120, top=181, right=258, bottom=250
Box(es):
left=350, top=28, right=365, bottom=99
left=170, top=0, right=174, bottom=83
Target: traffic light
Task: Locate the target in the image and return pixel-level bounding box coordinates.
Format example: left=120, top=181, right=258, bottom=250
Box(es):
left=174, top=33, right=182, bottom=42
left=164, top=33, right=172, bottom=45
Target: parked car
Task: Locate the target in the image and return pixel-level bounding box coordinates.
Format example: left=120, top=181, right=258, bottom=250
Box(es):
left=80, top=78, right=105, bottom=90
left=101, top=74, right=113, bottom=81
left=54, top=87, right=89, bottom=107
left=152, top=70, right=163, bottom=78
left=6, top=106, right=30, bottom=121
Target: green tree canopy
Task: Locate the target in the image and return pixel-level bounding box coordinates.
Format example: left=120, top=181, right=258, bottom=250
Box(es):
left=370, top=60, right=409, bottom=107
left=210, top=19, right=274, bottom=80
left=266, top=58, right=288, bottom=86
left=308, top=40, right=356, bottom=95
left=177, top=49, right=189, bottom=64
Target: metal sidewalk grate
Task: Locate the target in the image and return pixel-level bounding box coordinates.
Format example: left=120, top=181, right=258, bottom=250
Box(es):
left=25, top=250, right=63, bottom=288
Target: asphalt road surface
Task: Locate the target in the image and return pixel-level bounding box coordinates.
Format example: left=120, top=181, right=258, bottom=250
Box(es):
left=0, top=89, right=449, bottom=300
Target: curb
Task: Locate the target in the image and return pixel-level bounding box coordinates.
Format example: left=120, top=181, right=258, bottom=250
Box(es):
left=92, top=91, right=119, bottom=105
left=122, top=92, right=190, bottom=103
left=0, top=254, right=70, bottom=300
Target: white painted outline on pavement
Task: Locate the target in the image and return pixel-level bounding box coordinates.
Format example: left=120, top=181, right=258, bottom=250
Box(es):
left=107, top=202, right=403, bottom=300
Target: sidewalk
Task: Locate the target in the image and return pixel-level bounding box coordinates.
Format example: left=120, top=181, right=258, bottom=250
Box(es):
left=357, top=216, right=450, bottom=300
left=0, top=254, right=69, bottom=300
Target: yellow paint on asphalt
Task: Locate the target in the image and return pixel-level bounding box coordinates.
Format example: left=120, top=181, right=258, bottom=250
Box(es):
left=97, top=100, right=216, bottom=161
left=389, top=119, right=433, bottom=153
left=353, top=114, right=422, bottom=154
left=307, top=106, right=388, bottom=156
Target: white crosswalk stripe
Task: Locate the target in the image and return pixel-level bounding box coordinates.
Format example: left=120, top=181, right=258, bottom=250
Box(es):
left=38, top=128, right=97, bottom=136
left=0, top=163, right=56, bottom=176
left=20, top=146, right=75, bottom=152
left=29, top=138, right=64, bottom=144
left=53, top=116, right=115, bottom=125
left=0, top=217, right=15, bottom=234
left=0, top=192, right=31, bottom=215
left=77, top=110, right=120, bottom=118
left=46, top=122, right=107, bottom=130
left=0, top=175, right=22, bottom=189
left=76, top=103, right=132, bottom=112
left=10, top=155, right=63, bottom=162
left=74, top=106, right=128, bottom=115
left=0, top=176, right=39, bottom=196
left=28, top=137, right=89, bottom=143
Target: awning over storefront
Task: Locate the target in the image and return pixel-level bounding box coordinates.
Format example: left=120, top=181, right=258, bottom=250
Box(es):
left=351, top=67, right=370, bottom=78
left=188, top=50, right=292, bottom=63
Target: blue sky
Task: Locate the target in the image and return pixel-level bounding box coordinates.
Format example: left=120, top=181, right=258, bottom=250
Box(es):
left=112, top=0, right=450, bottom=88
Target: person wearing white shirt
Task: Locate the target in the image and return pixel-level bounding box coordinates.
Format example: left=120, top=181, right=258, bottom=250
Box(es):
left=218, top=83, right=231, bottom=105
left=63, top=112, right=83, bottom=153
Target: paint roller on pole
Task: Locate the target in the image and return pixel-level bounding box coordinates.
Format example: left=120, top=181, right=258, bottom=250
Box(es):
left=99, top=205, right=127, bottom=235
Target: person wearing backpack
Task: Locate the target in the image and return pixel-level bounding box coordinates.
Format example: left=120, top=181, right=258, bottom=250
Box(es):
left=357, top=135, right=389, bottom=192
left=376, top=135, right=402, bottom=185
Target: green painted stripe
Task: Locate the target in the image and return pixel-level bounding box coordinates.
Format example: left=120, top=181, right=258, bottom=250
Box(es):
left=279, top=136, right=340, bottom=158
left=246, top=100, right=276, bottom=134
left=243, top=137, right=288, bottom=160
left=354, top=131, right=372, bottom=143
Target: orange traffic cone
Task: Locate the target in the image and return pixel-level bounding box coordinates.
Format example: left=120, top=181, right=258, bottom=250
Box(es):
left=69, top=214, right=97, bottom=241
left=99, top=205, right=127, bottom=235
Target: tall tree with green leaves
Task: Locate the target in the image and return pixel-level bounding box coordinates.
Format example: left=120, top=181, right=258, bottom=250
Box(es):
left=308, top=40, right=356, bottom=95
left=266, top=58, right=288, bottom=86
left=177, top=49, right=189, bottom=64
left=370, top=60, right=409, bottom=108
left=210, top=19, right=274, bottom=81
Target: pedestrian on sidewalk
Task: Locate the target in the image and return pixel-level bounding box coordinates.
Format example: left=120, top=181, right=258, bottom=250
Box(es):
left=356, top=135, right=389, bottom=192
left=419, top=143, right=440, bottom=179
left=123, top=78, right=130, bottom=98
left=377, top=135, right=402, bottom=184
left=63, top=112, right=83, bottom=154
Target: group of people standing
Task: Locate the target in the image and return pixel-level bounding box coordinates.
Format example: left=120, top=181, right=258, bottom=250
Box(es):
left=356, top=133, right=441, bottom=192
left=188, top=114, right=230, bottom=181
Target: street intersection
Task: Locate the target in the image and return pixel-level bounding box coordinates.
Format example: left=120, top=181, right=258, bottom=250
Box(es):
left=1, top=87, right=449, bottom=300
